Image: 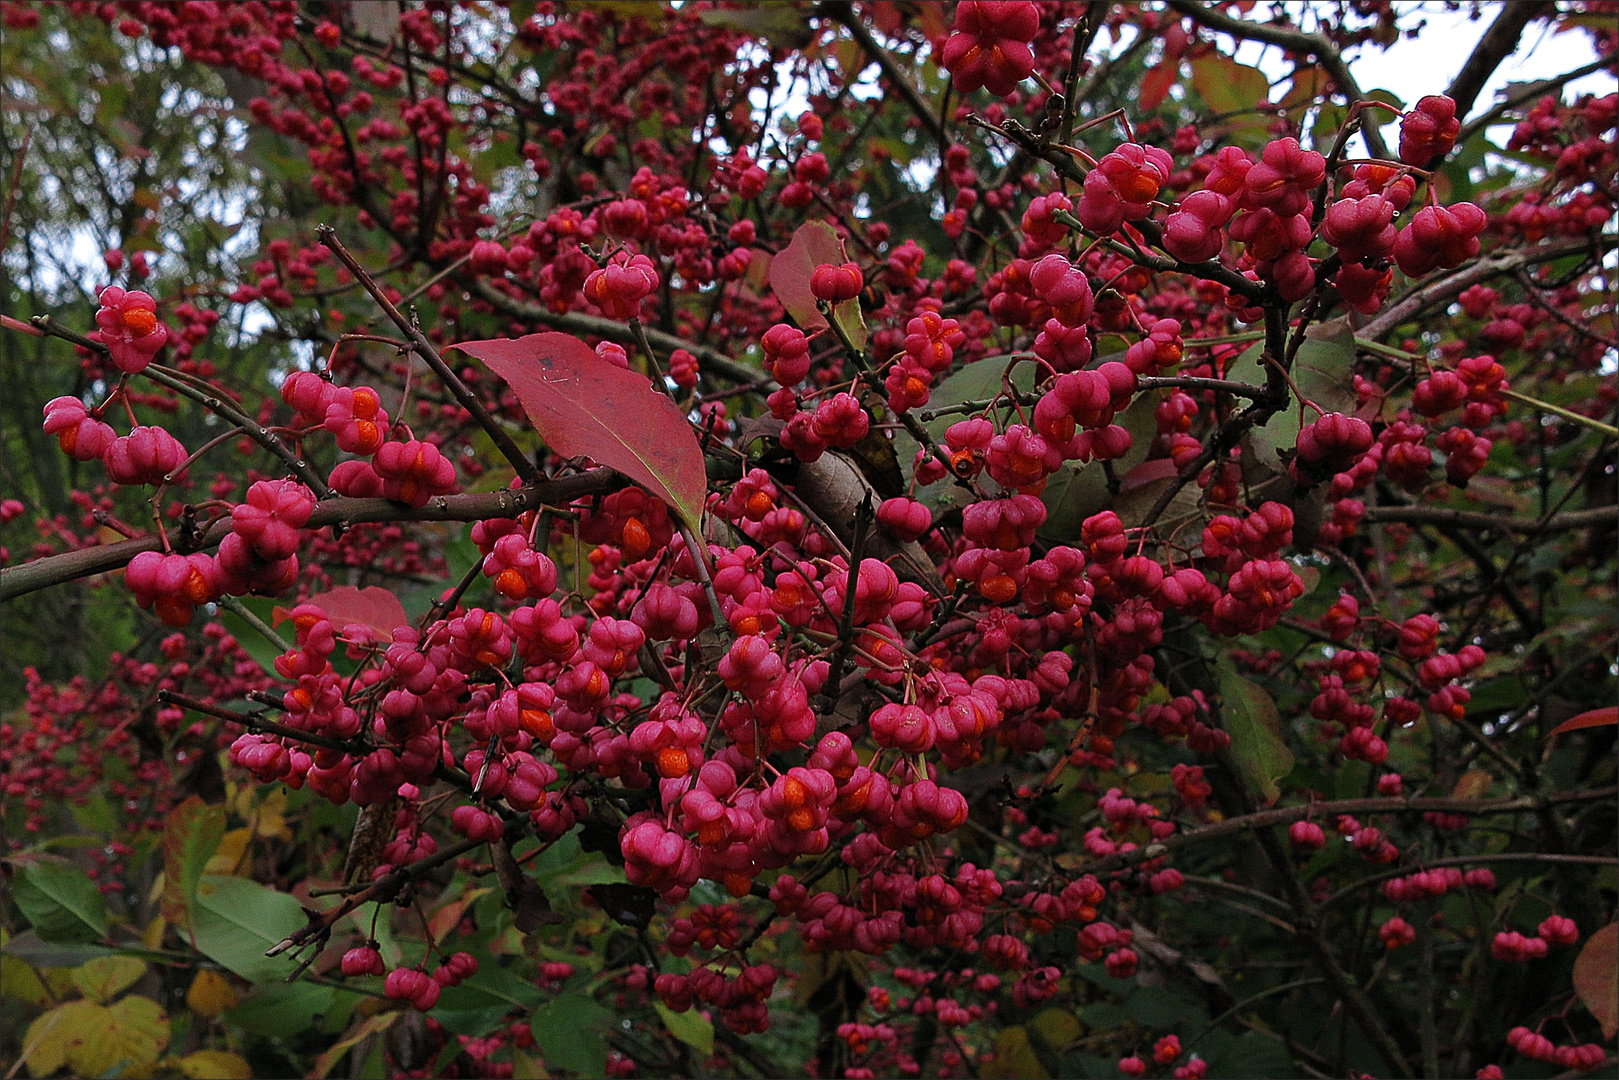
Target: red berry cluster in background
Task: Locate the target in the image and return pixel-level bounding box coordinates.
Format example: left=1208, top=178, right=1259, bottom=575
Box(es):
left=3, top=3, right=1614, bottom=1079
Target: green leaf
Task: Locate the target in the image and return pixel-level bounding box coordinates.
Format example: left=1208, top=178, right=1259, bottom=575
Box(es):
left=1079, top=1000, right=1127, bottom=1028
left=70, top=795, right=118, bottom=836
left=447, top=963, right=543, bottom=1010
left=1466, top=674, right=1525, bottom=714
left=525, top=829, right=597, bottom=887
left=10, top=859, right=109, bottom=943
left=1207, top=1029, right=1299, bottom=1078
left=553, top=858, right=628, bottom=888
left=1220, top=670, right=1294, bottom=805
left=893, top=353, right=1029, bottom=511
left=1225, top=322, right=1356, bottom=474
left=218, top=595, right=290, bottom=677
left=189, top=876, right=310, bottom=983
left=830, top=294, right=869, bottom=355
left=1036, top=460, right=1103, bottom=539
left=656, top=1002, right=714, bottom=1058
left=696, top=5, right=813, bottom=50
left=162, top=797, right=226, bottom=924
left=433, top=959, right=545, bottom=1037
left=224, top=982, right=339, bottom=1037
left=2, top=931, right=114, bottom=968
left=1311, top=103, right=1350, bottom=146
left=1039, top=389, right=1158, bottom=538
left=1360, top=88, right=1406, bottom=116
left=1124, top=984, right=1207, bottom=1028
left=530, top=993, right=611, bottom=1076
left=1190, top=53, right=1271, bottom=116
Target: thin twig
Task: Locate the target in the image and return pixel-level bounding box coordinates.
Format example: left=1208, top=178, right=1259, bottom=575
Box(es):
left=1358, top=234, right=1610, bottom=343
left=317, top=224, right=540, bottom=484
left=2, top=471, right=621, bottom=602
left=816, top=298, right=954, bottom=476
left=1162, top=0, right=1390, bottom=158
left=472, top=279, right=764, bottom=387
left=216, top=595, right=292, bottom=654
left=1068, top=786, right=1618, bottom=880
left=158, top=689, right=359, bottom=754
left=819, top=493, right=874, bottom=714
left=822, top=2, right=947, bottom=154
left=27, top=315, right=335, bottom=497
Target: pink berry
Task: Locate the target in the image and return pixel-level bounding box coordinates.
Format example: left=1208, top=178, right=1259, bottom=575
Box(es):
left=939, top=1, right=1040, bottom=97
left=809, top=261, right=863, bottom=303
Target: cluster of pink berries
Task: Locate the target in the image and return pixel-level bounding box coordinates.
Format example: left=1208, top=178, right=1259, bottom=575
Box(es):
left=370, top=950, right=478, bottom=1011
left=1491, top=913, right=1579, bottom=961
left=653, top=962, right=777, bottom=1035
left=283, top=371, right=458, bottom=507
left=1505, top=1027, right=1607, bottom=1071
left=1118, top=1034, right=1206, bottom=1078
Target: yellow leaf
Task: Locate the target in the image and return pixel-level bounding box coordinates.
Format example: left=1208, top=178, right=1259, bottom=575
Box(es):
left=22, top=999, right=104, bottom=1078
left=67, top=994, right=170, bottom=1078
left=186, top=968, right=239, bottom=1018
left=1, top=953, right=52, bottom=1008
left=178, top=1049, right=253, bottom=1079
left=72, top=955, right=148, bottom=1003
left=512, top=1047, right=551, bottom=1079
left=989, top=1025, right=1049, bottom=1080
left=162, top=796, right=226, bottom=924
left=39, top=966, right=77, bottom=1001
left=1029, top=1007, right=1082, bottom=1051
left=204, top=828, right=252, bottom=876
left=252, top=788, right=294, bottom=840
left=1452, top=769, right=1492, bottom=799
left=790, top=948, right=868, bottom=1009
left=142, top=915, right=167, bottom=950
left=231, top=783, right=255, bottom=821
left=311, top=1012, right=399, bottom=1079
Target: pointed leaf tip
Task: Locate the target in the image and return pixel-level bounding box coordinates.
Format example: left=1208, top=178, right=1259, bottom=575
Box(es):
left=1548, top=705, right=1618, bottom=738
left=452, top=332, right=708, bottom=526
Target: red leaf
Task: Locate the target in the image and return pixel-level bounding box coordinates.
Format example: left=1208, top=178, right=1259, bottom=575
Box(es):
left=1573, top=922, right=1618, bottom=1040
left=280, top=585, right=409, bottom=639
left=769, top=221, right=841, bottom=332
left=769, top=221, right=866, bottom=349
left=1548, top=705, right=1619, bottom=738
left=451, top=332, right=707, bottom=526
left=1138, top=62, right=1178, bottom=112
left=1450, top=769, right=1492, bottom=799
left=1118, top=458, right=1180, bottom=492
